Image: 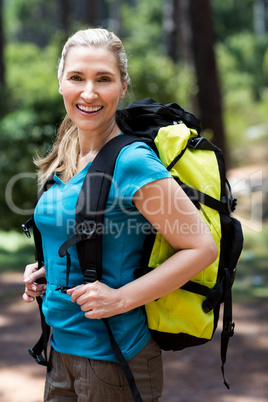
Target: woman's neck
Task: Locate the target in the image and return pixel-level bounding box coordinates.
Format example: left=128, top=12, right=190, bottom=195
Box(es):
left=76, top=121, right=121, bottom=173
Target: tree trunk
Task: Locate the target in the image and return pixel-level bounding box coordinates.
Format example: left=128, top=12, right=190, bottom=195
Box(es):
left=188, top=0, right=227, bottom=159
left=83, top=0, right=106, bottom=27
left=0, top=0, right=5, bottom=87
left=177, top=0, right=194, bottom=67
left=58, top=0, right=71, bottom=39
left=109, top=0, right=121, bottom=35
left=253, top=0, right=266, bottom=35
left=84, top=0, right=97, bottom=25
left=163, top=0, right=180, bottom=62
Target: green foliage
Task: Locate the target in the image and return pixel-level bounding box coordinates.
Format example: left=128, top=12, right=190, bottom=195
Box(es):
left=121, top=0, right=163, bottom=57
left=217, top=32, right=268, bottom=97
left=4, top=0, right=59, bottom=46
left=5, top=41, right=60, bottom=107
left=128, top=54, right=194, bottom=107
left=215, top=32, right=268, bottom=163
left=121, top=0, right=194, bottom=106
left=0, top=231, right=35, bottom=272
left=233, top=225, right=268, bottom=301
left=1, top=0, right=268, bottom=229
left=0, top=41, right=64, bottom=230
left=212, top=0, right=255, bottom=40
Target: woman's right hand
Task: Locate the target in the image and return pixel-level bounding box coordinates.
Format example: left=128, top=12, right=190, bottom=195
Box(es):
left=22, top=262, right=47, bottom=303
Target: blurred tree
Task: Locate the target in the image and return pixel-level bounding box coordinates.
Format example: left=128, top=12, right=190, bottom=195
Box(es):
left=83, top=0, right=107, bottom=26
left=121, top=0, right=194, bottom=106
left=0, top=0, right=7, bottom=119
left=219, top=32, right=268, bottom=100
left=13, top=0, right=58, bottom=47
left=121, top=0, right=163, bottom=56
left=2, top=0, right=268, bottom=229
left=108, top=0, right=121, bottom=35
left=189, top=0, right=226, bottom=157
left=122, top=0, right=226, bottom=157
left=0, top=0, right=5, bottom=87
left=177, top=0, right=194, bottom=67
left=163, top=0, right=179, bottom=61
left=58, top=0, right=71, bottom=37
left=0, top=41, right=64, bottom=230
left=254, top=0, right=266, bottom=35
left=212, top=0, right=255, bottom=41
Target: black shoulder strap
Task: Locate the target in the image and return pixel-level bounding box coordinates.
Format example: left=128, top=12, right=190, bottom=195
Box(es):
left=76, top=134, right=138, bottom=281
left=58, top=134, right=139, bottom=284
left=22, top=174, right=55, bottom=266
left=58, top=134, right=143, bottom=401
left=77, top=134, right=143, bottom=402
left=22, top=174, right=55, bottom=369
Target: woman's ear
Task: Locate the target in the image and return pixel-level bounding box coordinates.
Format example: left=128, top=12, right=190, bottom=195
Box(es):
left=120, top=79, right=128, bottom=99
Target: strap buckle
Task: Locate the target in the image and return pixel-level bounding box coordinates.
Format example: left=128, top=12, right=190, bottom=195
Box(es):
left=22, top=224, right=31, bottom=238
left=222, top=321, right=235, bottom=338
left=22, top=216, right=34, bottom=238
left=80, top=220, right=97, bottom=239
left=55, top=286, right=70, bottom=293
left=28, top=348, right=48, bottom=366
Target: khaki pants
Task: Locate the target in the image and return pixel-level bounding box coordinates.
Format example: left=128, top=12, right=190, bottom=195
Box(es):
left=44, top=337, right=163, bottom=402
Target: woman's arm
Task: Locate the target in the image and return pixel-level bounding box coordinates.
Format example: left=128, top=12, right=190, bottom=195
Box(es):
left=68, top=177, right=218, bottom=318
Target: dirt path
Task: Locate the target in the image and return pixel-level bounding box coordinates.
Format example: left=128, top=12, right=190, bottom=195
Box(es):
left=1, top=273, right=268, bottom=402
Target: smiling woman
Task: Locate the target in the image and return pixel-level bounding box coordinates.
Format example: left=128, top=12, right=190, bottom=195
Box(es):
left=22, top=28, right=217, bottom=402
left=58, top=45, right=128, bottom=172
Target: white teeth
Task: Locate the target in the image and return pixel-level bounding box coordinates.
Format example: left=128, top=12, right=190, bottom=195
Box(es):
left=78, top=105, right=102, bottom=113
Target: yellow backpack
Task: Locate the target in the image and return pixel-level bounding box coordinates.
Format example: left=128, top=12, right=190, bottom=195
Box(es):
left=117, top=99, right=243, bottom=388
left=146, top=124, right=231, bottom=345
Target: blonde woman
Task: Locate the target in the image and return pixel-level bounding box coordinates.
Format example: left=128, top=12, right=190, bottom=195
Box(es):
left=23, top=28, right=217, bottom=401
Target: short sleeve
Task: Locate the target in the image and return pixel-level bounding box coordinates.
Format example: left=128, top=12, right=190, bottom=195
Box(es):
left=112, top=141, right=172, bottom=207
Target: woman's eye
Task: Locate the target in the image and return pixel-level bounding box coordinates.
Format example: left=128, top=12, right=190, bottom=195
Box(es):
left=98, top=76, right=111, bottom=82
left=70, top=75, right=83, bottom=81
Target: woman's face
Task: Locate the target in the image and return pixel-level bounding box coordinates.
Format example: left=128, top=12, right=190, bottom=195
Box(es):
left=59, top=45, right=128, bottom=137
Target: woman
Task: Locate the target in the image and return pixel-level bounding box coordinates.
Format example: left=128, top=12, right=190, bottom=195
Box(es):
left=23, top=28, right=217, bottom=401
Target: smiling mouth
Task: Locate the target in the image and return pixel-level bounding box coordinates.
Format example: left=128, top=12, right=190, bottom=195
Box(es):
left=77, top=105, right=103, bottom=113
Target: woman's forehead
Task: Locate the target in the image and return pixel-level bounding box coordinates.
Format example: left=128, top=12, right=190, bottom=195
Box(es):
left=64, top=45, right=118, bottom=70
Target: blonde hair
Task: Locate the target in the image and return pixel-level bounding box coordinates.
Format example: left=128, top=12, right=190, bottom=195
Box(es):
left=35, top=28, right=129, bottom=186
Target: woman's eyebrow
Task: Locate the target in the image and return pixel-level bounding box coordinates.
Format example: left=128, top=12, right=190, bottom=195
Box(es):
left=66, top=70, right=116, bottom=76
left=96, top=71, right=116, bottom=76
left=66, top=70, right=84, bottom=75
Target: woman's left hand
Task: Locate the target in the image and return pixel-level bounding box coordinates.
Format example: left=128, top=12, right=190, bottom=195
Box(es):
left=67, top=281, right=124, bottom=319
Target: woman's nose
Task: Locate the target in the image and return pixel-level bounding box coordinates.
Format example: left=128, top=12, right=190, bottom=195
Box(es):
left=81, top=82, right=98, bottom=101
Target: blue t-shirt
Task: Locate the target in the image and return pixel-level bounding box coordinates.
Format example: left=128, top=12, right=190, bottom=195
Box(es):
left=35, top=140, right=171, bottom=361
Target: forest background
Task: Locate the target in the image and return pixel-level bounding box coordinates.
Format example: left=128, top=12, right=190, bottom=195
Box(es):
left=0, top=0, right=267, bottom=230
left=0, top=0, right=268, bottom=229
left=0, top=1, right=267, bottom=401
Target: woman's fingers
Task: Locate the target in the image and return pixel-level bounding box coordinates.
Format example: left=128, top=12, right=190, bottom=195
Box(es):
left=22, top=284, right=46, bottom=302
left=22, top=263, right=46, bottom=303
left=22, top=292, right=35, bottom=303
left=23, top=265, right=46, bottom=284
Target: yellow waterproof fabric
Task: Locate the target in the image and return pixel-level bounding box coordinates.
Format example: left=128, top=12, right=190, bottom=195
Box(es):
left=145, top=124, right=221, bottom=339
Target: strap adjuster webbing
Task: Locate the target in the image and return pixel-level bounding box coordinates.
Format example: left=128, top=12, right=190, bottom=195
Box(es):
left=58, top=220, right=97, bottom=258
left=28, top=348, right=48, bottom=366
left=84, top=268, right=98, bottom=283
left=222, top=321, right=235, bottom=338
